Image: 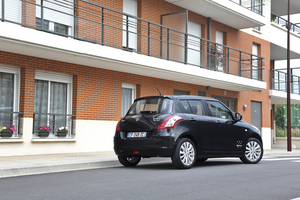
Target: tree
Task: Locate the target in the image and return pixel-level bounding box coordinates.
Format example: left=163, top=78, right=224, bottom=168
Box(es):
left=275, top=105, right=285, bottom=128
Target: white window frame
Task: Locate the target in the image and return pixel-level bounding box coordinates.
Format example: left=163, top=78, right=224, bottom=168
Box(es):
left=0, top=65, right=20, bottom=112
left=121, top=83, right=136, bottom=117
left=34, top=70, right=72, bottom=137
left=35, top=70, right=72, bottom=116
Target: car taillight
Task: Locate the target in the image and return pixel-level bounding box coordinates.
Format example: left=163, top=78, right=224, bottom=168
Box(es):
left=116, top=120, right=121, bottom=131
left=157, top=115, right=183, bottom=129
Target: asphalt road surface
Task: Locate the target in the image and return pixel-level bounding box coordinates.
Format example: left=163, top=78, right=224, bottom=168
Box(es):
left=0, top=156, right=300, bottom=200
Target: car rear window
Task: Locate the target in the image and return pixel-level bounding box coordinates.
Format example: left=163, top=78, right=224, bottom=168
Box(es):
left=127, top=98, right=173, bottom=115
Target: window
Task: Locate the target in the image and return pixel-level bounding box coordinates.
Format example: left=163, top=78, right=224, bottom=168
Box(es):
left=0, top=65, right=20, bottom=137
left=188, top=100, right=205, bottom=115
left=128, top=98, right=173, bottom=115
left=212, top=96, right=236, bottom=112
left=36, top=18, right=69, bottom=35
left=198, top=90, right=206, bottom=97
left=179, top=100, right=205, bottom=115
left=33, top=70, right=72, bottom=137
left=122, top=0, right=138, bottom=51
left=0, top=0, right=21, bottom=23
left=252, top=43, right=259, bottom=79
left=121, top=83, right=136, bottom=117
left=36, top=0, right=74, bottom=36
left=206, top=100, right=233, bottom=120
left=174, top=90, right=189, bottom=95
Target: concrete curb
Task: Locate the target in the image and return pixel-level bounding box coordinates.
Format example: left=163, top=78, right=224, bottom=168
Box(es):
left=0, top=158, right=171, bottom=178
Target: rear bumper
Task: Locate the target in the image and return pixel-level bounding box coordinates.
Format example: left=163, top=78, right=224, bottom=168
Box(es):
left=114, top=135, right=176, bottom=157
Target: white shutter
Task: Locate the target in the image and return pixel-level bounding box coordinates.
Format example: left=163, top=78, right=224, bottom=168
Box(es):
left=187, top=21, right=201, bottom=66
left=252, top=43, right=259, bottom=79
left=216, top=31, right=224, bottom=71
left=122, top=0, right=137, bottom=50
left=0, top=0, right=21, bottom=23
left=36, top=0, right=74, bottom=28
left=35, top=70, right=72, bottom=84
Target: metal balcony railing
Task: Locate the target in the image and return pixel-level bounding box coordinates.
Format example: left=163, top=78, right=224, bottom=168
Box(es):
left=0, top=0, right=265, bottom=81
left=0, top=111, right=23, bottom=138
left=271, top=13, right=300, bottom=35
left=229, top=0, right=264, bottom=15
left=271, top=69, right=300, bottom=95
left=33, top=113, right=75, bottom=137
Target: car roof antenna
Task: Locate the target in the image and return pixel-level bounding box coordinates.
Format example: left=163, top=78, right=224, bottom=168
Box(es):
left=157, top=88, right=163, bottom=96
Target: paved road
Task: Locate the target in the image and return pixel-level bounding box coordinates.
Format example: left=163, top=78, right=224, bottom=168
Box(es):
left=0, top=156, right=299, bottom=200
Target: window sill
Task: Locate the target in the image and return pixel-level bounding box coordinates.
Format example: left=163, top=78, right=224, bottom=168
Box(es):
left=31, top=138, right=76, bottom=142
left=0, top=138, right=24, bottom=143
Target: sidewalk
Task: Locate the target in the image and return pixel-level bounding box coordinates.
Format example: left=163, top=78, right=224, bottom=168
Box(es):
left=0, top=149, right=300, bottom=178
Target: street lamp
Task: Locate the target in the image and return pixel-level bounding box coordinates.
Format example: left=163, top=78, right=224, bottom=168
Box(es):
left=287, top=0, right=292, bottom=152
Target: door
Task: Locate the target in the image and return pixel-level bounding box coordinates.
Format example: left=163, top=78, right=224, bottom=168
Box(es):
left=252, top=43, right=259, bottom=79
left=122, top=0, right=137, bottom=50
left=187, top=21, right=201, bottom=66
left=205, top=100, right=244, bottom=153
left=178, top=99, right=216, bottom=153
left=251, top=101, right=261, bottom=132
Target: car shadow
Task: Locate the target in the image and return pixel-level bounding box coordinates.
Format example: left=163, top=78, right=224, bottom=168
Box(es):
left=120, top=158, right=243, bottom=170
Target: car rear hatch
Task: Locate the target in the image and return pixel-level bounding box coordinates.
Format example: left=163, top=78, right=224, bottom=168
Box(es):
left=119, top=96, right=173, bottom=137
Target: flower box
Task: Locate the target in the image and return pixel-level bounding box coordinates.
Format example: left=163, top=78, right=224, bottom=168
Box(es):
left=56, top=131, right=67, bottom=137
left=0, top=131, right=13, bottom=138
left=38, top=132, right=50, bottom=137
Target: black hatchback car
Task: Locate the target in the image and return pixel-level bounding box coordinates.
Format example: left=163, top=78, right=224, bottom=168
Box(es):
left=114, top=95, right=263, bottom=169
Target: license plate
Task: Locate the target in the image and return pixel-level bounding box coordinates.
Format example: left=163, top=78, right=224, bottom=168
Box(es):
left=127, top=132, right=147, bottom=138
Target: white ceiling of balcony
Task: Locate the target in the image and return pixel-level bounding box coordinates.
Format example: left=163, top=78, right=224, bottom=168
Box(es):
left=272, top=0, right=300, bottom=16
left=270, top=90, right=300, bottom=104
left=165, top=0, right=266, bottom=29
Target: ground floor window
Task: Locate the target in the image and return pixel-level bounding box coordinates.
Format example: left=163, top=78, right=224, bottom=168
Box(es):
left=33, top=70, right=72, bottom=137
left=121, top=83, right=136, bottom=117
left=212, top=95, right=236, bottom=112
left=0, top=65, right=20, bottom=137
left=174, top=90, right=189, bottom=95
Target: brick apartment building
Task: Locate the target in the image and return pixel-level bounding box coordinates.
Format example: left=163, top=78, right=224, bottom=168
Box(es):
left=0, top=0, right=299, bottom=156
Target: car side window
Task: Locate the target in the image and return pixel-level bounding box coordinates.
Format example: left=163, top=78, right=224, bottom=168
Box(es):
left=179, top=100, right=192, bottom=113
left=188, top=100, right=205, bottom=115
left=206, top=100, right=233, bottom=120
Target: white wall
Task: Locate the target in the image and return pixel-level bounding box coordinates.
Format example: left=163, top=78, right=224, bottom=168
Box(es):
left=0, top=118, right=117, bottom=156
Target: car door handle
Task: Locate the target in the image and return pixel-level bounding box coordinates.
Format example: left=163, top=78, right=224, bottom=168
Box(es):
left=215, top=120, right=222, bottom=125
left=190, top=118, right=196, bottom=122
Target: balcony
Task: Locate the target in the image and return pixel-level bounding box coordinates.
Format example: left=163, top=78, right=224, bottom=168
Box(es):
left=165, top=0, right=266, bottom=29
left=270, top=69, right=300, bottom=104
left=270, top=13, right=300, bottom=60
left=0, top=0, right=266, bottom=91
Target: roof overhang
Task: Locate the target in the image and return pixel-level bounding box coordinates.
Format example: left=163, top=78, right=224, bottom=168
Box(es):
left=165, top=0, right=266, bottom=29
left=270, top=90, right=300, bottom=104
left=0, top=22, right=266, bottom=92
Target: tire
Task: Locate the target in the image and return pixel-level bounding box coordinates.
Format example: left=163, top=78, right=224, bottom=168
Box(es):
left=240, top=138, right=263, bottom=164
left=118, top=155, right=141, bottom=167
left=171, top=138, right=196, bottom=169
left=196, top=158, right=208, bottom=162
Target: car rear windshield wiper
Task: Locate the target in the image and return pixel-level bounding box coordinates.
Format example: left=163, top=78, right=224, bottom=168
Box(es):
left=140, top=111, right=157, bottom=115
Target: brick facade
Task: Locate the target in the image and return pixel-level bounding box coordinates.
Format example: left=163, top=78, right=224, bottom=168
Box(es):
left=1, top=0, right=271, bottom=126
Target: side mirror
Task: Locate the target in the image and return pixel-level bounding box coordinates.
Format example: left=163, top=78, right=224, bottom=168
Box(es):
left=235, top=113, right=242, bottom=121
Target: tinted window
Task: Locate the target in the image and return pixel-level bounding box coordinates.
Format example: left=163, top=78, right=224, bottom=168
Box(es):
left=128, top=98, right=173, bottom=115
left=188, top=100, right=205, bottom=115
left=179, top=100, right=192, bottom=113
left=206, top=100, right=233, bottom=120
